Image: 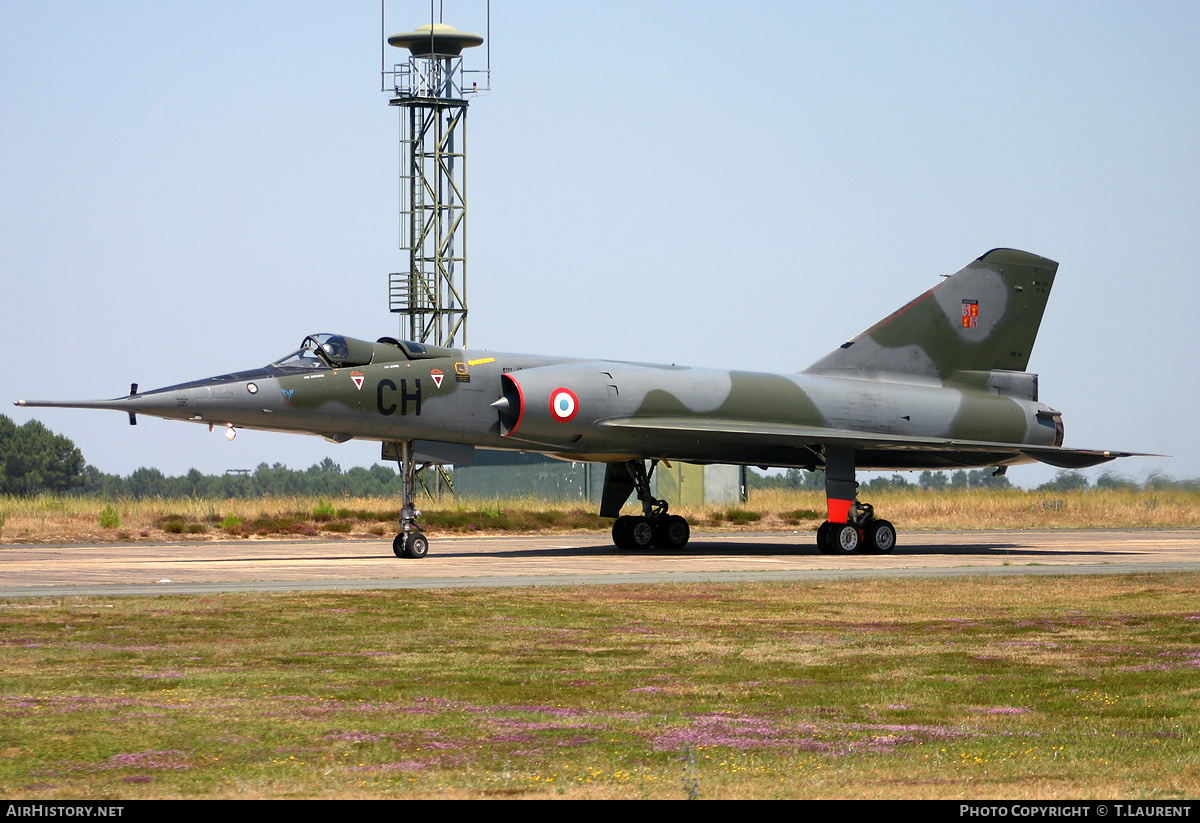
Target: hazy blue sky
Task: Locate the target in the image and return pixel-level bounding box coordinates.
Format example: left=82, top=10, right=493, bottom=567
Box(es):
left=4, top=1, right=1198, bottom=487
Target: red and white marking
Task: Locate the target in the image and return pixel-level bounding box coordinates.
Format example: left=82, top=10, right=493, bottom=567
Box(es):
left=549, top=387, right=579, bottom=422
left=431, top=369, right=444, bottom=388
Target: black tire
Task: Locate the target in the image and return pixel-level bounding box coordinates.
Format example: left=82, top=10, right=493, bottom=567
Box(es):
left=652, top=515, right=690, bottom=550
left=612, top=516, right=633, bottom=550
left=392, top=532, right=406, bottom=557
left=825, top=522, right=861, bottom=554
left=816, top=521, right=833, bottom=554
left=403, top=532, right=429, bottom=559
left=865, top=520, right=896, bottom=554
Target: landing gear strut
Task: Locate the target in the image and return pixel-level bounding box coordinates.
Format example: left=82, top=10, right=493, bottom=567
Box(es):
left=611, top=459, right=690, bottom=551
left=817, top=447, right=896, bottom=555
left=390, top=440, right=429, bottom=559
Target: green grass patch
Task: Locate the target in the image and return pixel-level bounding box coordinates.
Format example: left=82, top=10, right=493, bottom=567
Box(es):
left=311, top=499, right=337, bottom=522
left=335, top=508, right=395, bottom=522
left=2, top=574, right=1198, bottom=798
left=710, top=508, right=763, bottom=525
left=420, top=507, right=609, bottom=533
left=98, top=504, right=120, bottom=529
left=154, top=515, right=208, bottom=535
left=779, top=508, right=822, bottom=524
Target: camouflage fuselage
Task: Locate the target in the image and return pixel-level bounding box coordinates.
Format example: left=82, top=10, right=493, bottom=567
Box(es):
left=88, top=343, right=1059, bottom=472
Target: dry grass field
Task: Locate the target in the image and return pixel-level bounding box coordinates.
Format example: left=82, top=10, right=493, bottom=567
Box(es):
left=1, top=487, right=1197, bottom=544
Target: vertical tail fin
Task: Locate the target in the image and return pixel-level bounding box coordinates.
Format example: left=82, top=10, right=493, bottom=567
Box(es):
left=804, top=248, right=1058, bottom=381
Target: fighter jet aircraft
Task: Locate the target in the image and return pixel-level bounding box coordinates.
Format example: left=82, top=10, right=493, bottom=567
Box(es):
left=16, top=249, right=1137, bottom=558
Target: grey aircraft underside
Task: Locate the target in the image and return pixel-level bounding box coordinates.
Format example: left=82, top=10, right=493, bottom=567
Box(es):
left=17, top=249, right=1140, bottom=557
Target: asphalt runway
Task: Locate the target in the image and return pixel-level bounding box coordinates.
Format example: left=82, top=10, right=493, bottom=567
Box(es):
left=2, top=529, right=1199, bottom=598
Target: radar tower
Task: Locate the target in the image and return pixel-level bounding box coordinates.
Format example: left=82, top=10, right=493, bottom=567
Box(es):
left=382, top=9, right=488, bottom=348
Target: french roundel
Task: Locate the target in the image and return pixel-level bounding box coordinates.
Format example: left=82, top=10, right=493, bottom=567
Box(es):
left=549, top=387, right=579, bottom=422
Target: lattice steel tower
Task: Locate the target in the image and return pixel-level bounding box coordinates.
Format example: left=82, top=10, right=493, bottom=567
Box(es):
left=383, top=21, right=486, bottom=348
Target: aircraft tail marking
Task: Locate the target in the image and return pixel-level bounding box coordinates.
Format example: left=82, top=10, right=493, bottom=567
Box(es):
left=804, top=248, right=1058, bottom=381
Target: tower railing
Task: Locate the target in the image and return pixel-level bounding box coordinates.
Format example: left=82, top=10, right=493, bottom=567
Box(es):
left=383, top=56, right=488, bottom=100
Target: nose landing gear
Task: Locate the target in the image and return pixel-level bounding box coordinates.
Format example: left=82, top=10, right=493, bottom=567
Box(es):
left=389, top=440, right=429, bottom=559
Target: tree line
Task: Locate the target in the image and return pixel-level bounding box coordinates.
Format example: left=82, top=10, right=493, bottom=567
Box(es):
left=747, top=467, right=1014, bottom=491
left=747, top=466, right=1199, bottom=493
left=79, top=459, right=407, bottom=499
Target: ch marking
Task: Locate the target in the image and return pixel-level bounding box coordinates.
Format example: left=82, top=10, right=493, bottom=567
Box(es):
left=377, top=379, right=422, bottom=416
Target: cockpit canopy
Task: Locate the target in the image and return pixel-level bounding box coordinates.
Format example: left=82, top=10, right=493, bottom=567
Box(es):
left=305, top=334, right=376, bottom=367
left=272, top=334, right=372, bottom=370
left=271, top=334, right=456, bottom=372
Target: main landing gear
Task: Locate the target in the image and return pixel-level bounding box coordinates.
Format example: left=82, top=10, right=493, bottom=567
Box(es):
left=816, top=446, right=897, bottom=555
left=390, top=440, right=429, bottom=559
left=611, top=459, right=691, bottom=551
left=816, top=502, right=896, bottom=555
